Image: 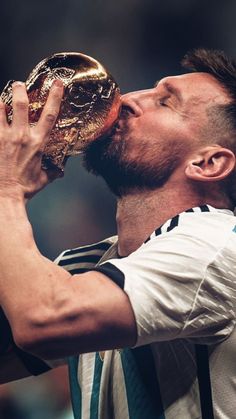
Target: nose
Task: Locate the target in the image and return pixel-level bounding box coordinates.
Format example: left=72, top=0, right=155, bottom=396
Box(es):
left=121, top=89, right=151, bottom=116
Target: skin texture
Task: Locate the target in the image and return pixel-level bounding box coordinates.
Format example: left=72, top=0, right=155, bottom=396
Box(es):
left=0, top=72, right=235, bottom=372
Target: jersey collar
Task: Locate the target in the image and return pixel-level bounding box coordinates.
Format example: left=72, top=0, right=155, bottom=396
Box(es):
left=145, top=204, right=234, bottom=243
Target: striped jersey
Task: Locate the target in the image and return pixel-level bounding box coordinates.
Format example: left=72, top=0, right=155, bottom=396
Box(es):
left=55, top=205, right=236, bottom=419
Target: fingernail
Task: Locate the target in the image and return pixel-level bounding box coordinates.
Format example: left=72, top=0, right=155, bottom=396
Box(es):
left=12, top=81, right=25, bottom=87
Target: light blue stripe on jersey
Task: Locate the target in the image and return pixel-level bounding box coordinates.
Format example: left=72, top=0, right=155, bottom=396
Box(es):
left=121, top=348, right=165, bottom=419
left=90, top=353, right=103, bottom=419
left=68, top=356, right=81, bottom=419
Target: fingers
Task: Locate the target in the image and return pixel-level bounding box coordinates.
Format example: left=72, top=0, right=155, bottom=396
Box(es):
left=6, top=79, right=63, bottom=144
left=12, top=82, right=29, bottom=128
left=36, top=80, right=64, bottom=140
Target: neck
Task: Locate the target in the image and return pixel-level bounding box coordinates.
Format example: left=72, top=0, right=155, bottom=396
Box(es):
left=115, top=180, right=228, bottom=256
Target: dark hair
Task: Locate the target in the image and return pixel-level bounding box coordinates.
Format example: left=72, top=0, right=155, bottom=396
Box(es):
left=181, top=48, right=236, bottom=136
left=182, top=48, right=236, bottom=132
left=181, top=48, right=236, bottom=206
left=181, top=48, right=236, bottom=100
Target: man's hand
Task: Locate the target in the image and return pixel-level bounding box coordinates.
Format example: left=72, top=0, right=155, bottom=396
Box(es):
left=0, top=80, right=64, bottom=200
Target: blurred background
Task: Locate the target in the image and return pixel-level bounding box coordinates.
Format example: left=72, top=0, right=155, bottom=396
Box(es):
left=0, top=0, right=236, bottom=417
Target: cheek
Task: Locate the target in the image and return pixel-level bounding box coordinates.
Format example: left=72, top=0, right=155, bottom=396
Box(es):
left=139, top=112, right=179, bottom=135
left=122, top=112, right=191, bottom=158
left=156, top=115, right=194, bottom=149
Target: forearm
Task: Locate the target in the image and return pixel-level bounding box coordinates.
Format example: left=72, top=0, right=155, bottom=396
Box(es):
left=0, top=197, right=72, bottom=348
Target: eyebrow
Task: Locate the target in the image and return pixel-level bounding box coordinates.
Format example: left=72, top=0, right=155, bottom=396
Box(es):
left=154, top=80, right=183, bottom=105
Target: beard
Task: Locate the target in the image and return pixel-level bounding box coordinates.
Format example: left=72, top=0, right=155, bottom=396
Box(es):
left=83, top=127, right=185, bottom=197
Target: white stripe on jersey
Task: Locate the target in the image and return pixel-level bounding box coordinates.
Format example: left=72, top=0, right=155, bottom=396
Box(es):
left=79, top=353, right=98, bottom=418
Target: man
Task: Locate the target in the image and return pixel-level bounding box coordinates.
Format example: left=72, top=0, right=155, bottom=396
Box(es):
left=0, top=48, right=236, bottom=419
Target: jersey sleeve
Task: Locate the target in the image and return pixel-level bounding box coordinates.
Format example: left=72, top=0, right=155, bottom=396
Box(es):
left=94, top=230, right=236, bottom=347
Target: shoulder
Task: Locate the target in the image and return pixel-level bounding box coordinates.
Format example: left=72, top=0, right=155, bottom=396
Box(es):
left=109, top=208, right=236, bottom=279
left=135, top=206, right=236, bottom=267
left=54, top=236, right=118, bottom=274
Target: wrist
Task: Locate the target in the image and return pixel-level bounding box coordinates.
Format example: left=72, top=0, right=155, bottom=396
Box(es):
left=0, top=183, right=25, bottom=202
left=0, top=197, right=34, bottom=255
left=0, top=187, right=25, bottom=204
left=0, top=194, right=28, bottom=222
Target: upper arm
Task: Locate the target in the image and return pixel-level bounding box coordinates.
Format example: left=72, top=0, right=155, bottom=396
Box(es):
left=71, top=270, right=138, bottom=353
left=19, top=270, right=137, bottom=359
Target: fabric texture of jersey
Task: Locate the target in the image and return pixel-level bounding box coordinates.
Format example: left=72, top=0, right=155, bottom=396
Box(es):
left=55, top=205, right=236, bottom=419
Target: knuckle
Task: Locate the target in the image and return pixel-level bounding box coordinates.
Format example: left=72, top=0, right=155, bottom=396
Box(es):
left=14, top=99, right=29, bottom=110
left=12, top=130, right=29, bottom=145
left=45, top=109, right=57, bottom=123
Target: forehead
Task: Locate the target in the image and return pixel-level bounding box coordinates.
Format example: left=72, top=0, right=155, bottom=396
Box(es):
left=158, top=72, right=230, bottom=107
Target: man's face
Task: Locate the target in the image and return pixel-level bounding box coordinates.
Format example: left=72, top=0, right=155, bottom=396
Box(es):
left=84, top=72, right=230, bottom=196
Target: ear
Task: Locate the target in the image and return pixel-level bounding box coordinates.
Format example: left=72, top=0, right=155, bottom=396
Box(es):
left=185, top=146, right=236, bottom=182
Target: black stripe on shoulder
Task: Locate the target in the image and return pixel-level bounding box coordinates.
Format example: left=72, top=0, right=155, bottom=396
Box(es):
left=155, top=226, right=163, bottom=237
left=93, top=262, right=125, bottom=289
left=200, top=205, right=210, bottom=212
left=14, top=346, right=51, bottom=376
left=185, top=208, right=194, bottom=213
left=167, top=214, right=179, bottom=232
left=63, top=241, right=112, bottom=257
left=59, top=254, right=102, bottom=267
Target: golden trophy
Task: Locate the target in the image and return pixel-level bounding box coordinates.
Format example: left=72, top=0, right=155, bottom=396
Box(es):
left=1, top=52, right=121, bottom=172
